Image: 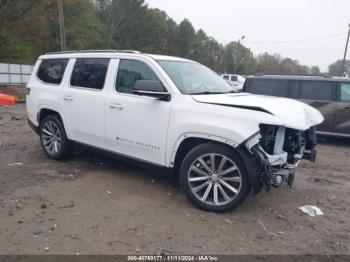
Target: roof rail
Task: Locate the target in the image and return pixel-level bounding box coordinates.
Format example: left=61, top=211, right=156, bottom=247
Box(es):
left=254, top=73, right=332, bottom=78
left=45, top=50, right=141, bottom=55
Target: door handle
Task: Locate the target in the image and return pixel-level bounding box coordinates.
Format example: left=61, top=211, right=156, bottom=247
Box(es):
left=63, top=95, right=73, bottom=101
left=109, top=103, right=124, bottom=110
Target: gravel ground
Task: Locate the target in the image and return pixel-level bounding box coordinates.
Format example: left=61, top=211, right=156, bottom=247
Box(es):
left=1, top=104, right=350, bottom=255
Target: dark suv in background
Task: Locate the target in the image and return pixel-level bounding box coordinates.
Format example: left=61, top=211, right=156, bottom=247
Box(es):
left=243, top=75, right=350, bottom=137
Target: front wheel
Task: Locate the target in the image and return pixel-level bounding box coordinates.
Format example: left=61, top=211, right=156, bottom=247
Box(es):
left=179, top=143, right=251, bottom=212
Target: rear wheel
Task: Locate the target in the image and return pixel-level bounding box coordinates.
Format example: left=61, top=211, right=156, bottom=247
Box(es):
left=39, top=115, right=72, bottom=160
left=179, top=143, right=250, bottom=212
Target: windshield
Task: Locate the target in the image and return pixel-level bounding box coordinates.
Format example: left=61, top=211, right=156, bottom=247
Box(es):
left=158, top=60, right=239, bottom=94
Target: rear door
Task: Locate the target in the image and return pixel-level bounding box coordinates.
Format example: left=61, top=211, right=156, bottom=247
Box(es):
left=334, top=82, right=350, bottom=135
left=62, top=57, right=110, bottom=148
left=292, top=80, right=336, bottom=133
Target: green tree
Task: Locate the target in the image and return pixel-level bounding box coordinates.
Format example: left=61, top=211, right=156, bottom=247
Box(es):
left=310, top=66, right=321, bottom=74
left=64, top=0, right=107, bottom=50
left=174, top=19, right=195, bottom=57
left=101, top=0, right=149, bottom=49
left=280, top=58, right=310, bottom=74
left=138, top=8, right=170, bottom=53
left=328, top=59, right=350, bottom=76
left=0, top=0, right=107, bottom=63
left=0, top=0, right=320, bottom=77
left=192, top=30, right=223, bottom=71
left=223, top=41, right=254, bottom=75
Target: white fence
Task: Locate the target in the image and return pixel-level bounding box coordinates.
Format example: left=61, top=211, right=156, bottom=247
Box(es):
left=0, top=63, right=33, bottom=84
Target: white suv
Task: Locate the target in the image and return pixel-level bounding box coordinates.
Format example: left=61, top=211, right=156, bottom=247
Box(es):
left=26, top=50, right=323, bottom=212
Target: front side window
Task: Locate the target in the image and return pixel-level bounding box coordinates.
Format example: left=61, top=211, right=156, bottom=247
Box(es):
left=300, top=81, right=334, bottom=101
left=116, top=60, right=161, bottom=94
left=70, top=58, right=109, bottom=90
left=37, top=59, right=68, bottom=84
left=223, top=75, right=229, bottom=80
left=247, top=79, right=288, bottom=97
left=158, top=61, right=235, bottom=94
left=340, top=83, right=350, bottom=102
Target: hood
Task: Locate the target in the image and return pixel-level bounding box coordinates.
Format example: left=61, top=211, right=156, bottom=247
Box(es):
left=192, top=93, right=324, bottom=130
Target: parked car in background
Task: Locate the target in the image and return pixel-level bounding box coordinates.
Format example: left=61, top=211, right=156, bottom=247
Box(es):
left=27, top=51, right=323, bottom=212
left=221, top=74, right=245, bottom=89
left=243, top=74, right=350, bottom=137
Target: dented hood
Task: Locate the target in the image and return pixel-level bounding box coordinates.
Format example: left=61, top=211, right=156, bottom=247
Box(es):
left=192, top=93, right=324, bottom=130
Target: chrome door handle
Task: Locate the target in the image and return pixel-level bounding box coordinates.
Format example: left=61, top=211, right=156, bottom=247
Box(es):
left=109, top=103, right=124, bottom=110
left=63, top=95, right=73, bottom=101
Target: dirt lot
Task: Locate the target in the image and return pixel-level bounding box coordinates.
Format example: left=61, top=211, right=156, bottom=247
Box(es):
left=1, top=104, right=350, bottom=255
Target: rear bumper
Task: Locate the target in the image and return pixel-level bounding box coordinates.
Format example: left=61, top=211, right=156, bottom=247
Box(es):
left=28, top=118, right=39, bottom=135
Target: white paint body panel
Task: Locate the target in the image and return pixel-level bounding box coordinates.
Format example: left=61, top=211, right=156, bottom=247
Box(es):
left=26, top=52, right=324, bottom=168
left=105, top=59, right=172, bottom=164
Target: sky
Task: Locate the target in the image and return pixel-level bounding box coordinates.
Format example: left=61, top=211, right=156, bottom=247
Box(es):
left=145, top=0, right=350, bottom=72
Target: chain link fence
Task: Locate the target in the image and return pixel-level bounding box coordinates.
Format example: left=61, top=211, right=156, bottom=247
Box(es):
left=0, top=63, right=33, bottom=84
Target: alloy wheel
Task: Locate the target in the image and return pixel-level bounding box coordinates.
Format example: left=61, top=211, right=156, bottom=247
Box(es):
left=41, top=120, right=62, bottom=155
left=188, top=153, right=242, bottom=206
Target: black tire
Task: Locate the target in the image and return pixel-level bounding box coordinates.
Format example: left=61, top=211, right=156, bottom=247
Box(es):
left=179, top=143, right=251, bottom=212
left=39, top=115, right=72, bottom=160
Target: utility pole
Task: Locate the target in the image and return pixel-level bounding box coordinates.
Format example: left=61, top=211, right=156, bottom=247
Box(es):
left=341, top=23, right=350, bottom=76
left=234, top=35, right=245, bottom=74
left=57, top=0, right=66, bottom=51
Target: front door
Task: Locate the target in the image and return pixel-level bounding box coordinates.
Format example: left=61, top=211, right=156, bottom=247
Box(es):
left=106, top=58, right=172, bottom=165
left=334, top=82, right=350, bottom=135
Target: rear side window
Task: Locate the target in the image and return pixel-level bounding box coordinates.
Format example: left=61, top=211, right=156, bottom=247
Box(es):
left=300, top=81, right=334, bottom=101
left=223, top=75, right=229, bottom=80
left=70, top=58, right=109, bottom=90
left=340, top=83, right=350, bottom=102
left=37, top=59, right=68, bottom=84
left=246, top=79, right=288, bottom=97
left=116, top=59, right=161, bottom=94
left=288, top=81, right=301, bottom=98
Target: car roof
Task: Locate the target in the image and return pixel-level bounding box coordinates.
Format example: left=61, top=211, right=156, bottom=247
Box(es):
left=38, top=50, right=194, bottom=63
left=246, top=74, right=350, bottom=83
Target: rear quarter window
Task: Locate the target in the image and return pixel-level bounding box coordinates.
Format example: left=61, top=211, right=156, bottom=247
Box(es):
left=340, top=83, right=350, bottom=102
left=246, top=79, right=288, bottom=97
left=37, top=59, right=69, bottom=84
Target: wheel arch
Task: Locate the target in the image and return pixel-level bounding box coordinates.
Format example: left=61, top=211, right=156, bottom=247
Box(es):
left=37, top=108, right=70, bottom=138
left=170, top=133, right=262, bottom=194
left=170, top=133, right=238, bottom=176
left=39, top=108, right=64, bottom=125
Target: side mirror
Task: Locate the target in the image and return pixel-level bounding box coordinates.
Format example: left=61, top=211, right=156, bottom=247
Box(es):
left=133, top=80, right=171, bottom=101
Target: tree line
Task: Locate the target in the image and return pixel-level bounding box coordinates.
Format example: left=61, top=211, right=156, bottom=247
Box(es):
left=0, top=0, right=348, bottom=75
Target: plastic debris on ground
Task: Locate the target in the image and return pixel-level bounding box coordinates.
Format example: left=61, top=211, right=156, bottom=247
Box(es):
left=298, top=205, right=324, bottom=217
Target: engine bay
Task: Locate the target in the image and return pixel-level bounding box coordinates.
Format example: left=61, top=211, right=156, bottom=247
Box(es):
left=245, top=124, right=317, bottom=191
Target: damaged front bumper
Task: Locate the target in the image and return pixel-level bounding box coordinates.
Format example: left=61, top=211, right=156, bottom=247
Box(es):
left=244, top=125, right=317, bottom=192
